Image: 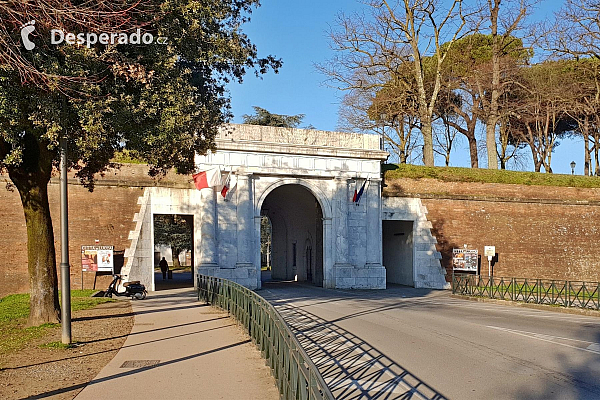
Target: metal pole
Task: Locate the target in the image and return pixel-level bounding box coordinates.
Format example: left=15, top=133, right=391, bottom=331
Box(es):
left=60, top=137, right=72, bottom=344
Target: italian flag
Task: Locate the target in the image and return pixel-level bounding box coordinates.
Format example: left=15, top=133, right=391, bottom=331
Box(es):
left=221, top=171, right=231, bottom=198
left=192, top=168, right=221, bottom=190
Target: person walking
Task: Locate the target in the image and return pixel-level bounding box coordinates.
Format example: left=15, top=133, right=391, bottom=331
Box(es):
left=159, top=257, right=169, bottom=280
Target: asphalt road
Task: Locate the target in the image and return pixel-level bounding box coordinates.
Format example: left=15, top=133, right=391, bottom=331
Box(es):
left=260, top=283, right=600, bottom=400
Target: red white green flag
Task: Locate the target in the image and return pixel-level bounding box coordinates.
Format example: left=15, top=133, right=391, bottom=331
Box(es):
left=221, top=170, right=231, bottom=198
left=192, top=168, right=221, bottom=190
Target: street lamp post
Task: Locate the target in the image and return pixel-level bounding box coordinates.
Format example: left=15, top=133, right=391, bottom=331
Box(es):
left=570, top=161, right=576, bottom=175
left=60, top=137, right=72, bottom=344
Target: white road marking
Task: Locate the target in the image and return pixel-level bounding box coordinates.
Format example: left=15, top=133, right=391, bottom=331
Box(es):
left=487, top=325, right=600, bottom=355
left=587, top=343, right=600, bottom=352
left=333, top=297, right=600, bottom=324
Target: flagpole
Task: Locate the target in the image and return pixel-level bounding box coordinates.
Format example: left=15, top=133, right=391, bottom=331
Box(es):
left=355, top=175, right=370, bottom=206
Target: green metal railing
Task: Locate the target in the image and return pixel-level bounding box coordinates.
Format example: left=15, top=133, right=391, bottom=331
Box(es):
left=452, top=274, right=600, bottom=310
left=197, top=275, right=333, bottom=400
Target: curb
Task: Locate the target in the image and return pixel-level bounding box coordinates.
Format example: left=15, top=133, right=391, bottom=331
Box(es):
left=450, top=294, right=600, bottom=317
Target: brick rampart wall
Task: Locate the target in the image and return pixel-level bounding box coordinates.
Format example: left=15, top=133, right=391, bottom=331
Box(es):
left=3, top=167, right=599, bottom=296
left=0, top=165, right=186, bottom=297
left=384, top=177, right=600, bottom=283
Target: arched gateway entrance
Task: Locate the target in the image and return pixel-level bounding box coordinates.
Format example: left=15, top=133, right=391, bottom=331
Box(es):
left=123, top=124, right=397, bottom=291
left=260, top=184, right=324, bottom=286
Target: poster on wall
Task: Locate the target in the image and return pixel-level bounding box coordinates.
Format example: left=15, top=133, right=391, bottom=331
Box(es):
left=452, top=249, right=478, bottom=272
left=81, top=245, right=114, bottom=273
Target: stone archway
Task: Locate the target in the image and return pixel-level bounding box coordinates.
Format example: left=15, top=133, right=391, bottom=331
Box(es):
left=259, top=184, right=324, bottom=287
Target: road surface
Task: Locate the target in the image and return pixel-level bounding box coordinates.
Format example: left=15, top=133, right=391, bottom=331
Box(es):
left=260, top=283, right=600, bottom=400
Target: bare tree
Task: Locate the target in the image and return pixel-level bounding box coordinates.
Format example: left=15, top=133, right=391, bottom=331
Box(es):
left=474, top=0, right=536, bottom=169
left=320, top=0, right=471, bottom=166
left=547, top=0, right=600, bottom=176
left=0, top=1, right=150, bottom=87
left=338, top=87, right=421, bottom=163
left=434, top=114, right=459, bottom=166
left=551, top=0, right=600, bottom=59
left=497, top=115, right=527, bottom=169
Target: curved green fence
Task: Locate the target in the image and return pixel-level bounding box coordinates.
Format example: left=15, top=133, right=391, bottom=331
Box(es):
left=197, top=275, right=334, bottom=400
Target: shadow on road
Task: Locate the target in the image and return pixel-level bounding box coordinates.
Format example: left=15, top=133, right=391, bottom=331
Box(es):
left=154, top=271, right=193, bottom=290
left=512, top=327, right=600, bottom=400
left=263, top=284, right=448, bottom=400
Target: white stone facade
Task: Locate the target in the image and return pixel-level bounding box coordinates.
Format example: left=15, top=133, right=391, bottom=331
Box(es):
left=124, top=124, right=447, bottom=291
left=193, top=124, right=388, bottom=289
left=382, top=197, right=449, bottom=289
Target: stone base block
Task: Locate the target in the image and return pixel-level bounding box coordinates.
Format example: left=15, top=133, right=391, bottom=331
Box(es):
left=197, top=265, right=257, bottom=290
left=333, top=265, right=386, bottom=289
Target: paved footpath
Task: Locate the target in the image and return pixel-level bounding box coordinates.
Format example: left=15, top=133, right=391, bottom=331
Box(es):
left=76, top=288, right=279, bottom=400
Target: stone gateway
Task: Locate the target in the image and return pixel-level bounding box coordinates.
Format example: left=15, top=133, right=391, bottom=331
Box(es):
left=122, top=124, right=448, bottom=291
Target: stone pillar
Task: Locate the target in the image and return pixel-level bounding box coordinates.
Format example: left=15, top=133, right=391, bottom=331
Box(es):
left=322, top=216, right=335, bottom=288
left=199, top=187, right=218, bottom=269
left=333, top=177, right=351, bottom=267
left=236, top=172, right=254, bottom=268
left=365, top=178, right=383, bottom=267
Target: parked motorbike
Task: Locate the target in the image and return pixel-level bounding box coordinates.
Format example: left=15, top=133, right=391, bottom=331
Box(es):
left=104, top=274, right=147, bottom=300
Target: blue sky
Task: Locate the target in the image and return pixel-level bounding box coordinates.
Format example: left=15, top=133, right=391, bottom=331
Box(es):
left=227, top=0, right=582, bottom=175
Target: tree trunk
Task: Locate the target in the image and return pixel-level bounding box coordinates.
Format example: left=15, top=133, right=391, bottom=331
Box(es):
left=486, top=2, right=500, bottom=170
left=172, top=248, right=181, bottom=270
left=583, top=117, right=591, bottom=176
left=421, top=117, right=435, bottom=166
left=8, top=133, right=59, bottom=326
left=528, top=139, right=542, bottom=173
left=485, top=117, right=498, bottom=169
left=467, top=134, right=479, bottom=168
left=595, top=129, right=600, bottom=176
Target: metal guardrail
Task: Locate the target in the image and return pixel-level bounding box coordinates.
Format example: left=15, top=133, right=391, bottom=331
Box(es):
left=452, top=274, right=600, bottom=310
left=197, top=275, right=334, bottom=400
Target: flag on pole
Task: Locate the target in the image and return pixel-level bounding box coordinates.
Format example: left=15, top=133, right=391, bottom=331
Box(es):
left=192, top=168, right=221, bottom=190
left=221, top=169, right=231, bottom=198
left=353, top=178, right=367, bottom=204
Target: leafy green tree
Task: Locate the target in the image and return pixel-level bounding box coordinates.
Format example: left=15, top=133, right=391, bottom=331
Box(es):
left=242, top=106, right=305, bottom=128
left=260, top=216, right=271, bottom=269
left=154, top=215, right=192, bottom=270
left=439, top=33, right=531, bottom=169
left=475, top=0, right=534, bottom=170
left=508, top=61, right=578, bottom=172
left=0, top=0, right=280, bottom=326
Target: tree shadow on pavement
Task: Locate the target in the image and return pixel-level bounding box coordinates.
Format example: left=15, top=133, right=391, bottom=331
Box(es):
left=273, top=302, right=448, bottom=400
left=512, top=327, right=600, bottom=400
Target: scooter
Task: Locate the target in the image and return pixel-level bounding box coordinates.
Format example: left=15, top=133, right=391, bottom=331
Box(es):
left=104, top=274, right=147, bottom=300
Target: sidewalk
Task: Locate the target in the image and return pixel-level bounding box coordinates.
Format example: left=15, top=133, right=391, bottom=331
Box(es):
left=76, top=288, right=279, bottom=400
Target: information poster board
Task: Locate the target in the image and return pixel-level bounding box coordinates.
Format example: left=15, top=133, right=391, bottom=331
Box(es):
left=452, top=249, right=478, bottom=272
left=81, top=245, right=114, bottom=273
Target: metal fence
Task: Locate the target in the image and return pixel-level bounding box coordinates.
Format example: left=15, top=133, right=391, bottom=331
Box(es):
left=452, top=274, right=600, bottom=310
left=197, top=275, right=333, bottom=400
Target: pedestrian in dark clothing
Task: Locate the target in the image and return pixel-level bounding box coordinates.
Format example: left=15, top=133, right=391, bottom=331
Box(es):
left=159, top=257, right=169, bottom=280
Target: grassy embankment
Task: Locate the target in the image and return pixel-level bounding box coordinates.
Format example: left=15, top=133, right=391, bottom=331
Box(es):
left=384, top=164, right=600, bottom=188
left=0, top=290, right=114, bottom=356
